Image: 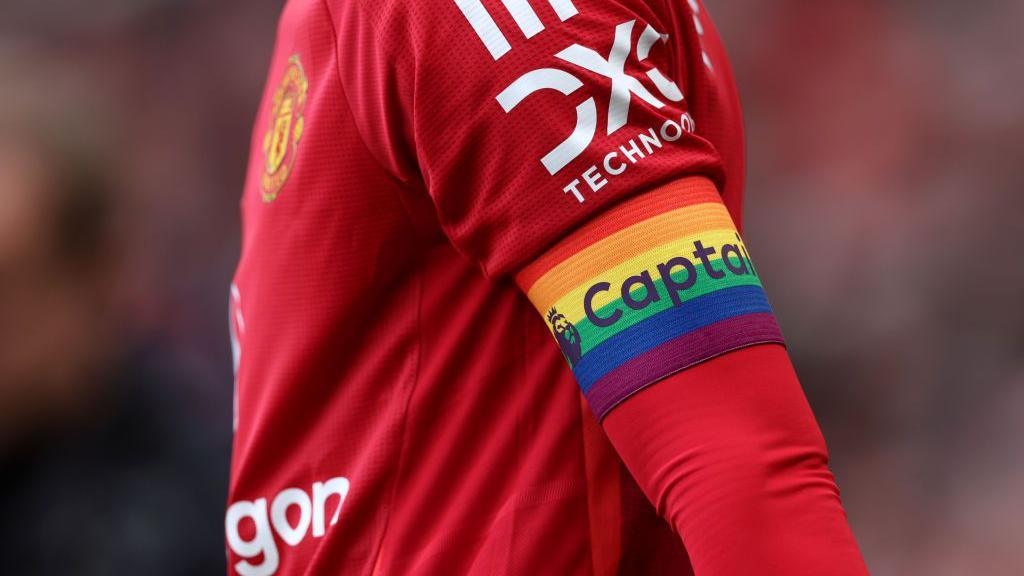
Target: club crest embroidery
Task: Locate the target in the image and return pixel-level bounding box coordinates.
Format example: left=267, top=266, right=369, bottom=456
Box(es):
left=260, top=54, right=308, bottom=202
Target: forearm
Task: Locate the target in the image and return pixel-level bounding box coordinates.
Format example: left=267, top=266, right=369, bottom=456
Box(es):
left=603, top=344, right=869, bottom=575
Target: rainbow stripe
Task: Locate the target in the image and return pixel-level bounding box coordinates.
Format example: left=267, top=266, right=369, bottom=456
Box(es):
left=517, top=177, right=784, bottom=419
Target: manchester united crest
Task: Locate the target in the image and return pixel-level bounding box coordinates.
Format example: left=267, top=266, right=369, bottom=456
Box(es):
left=260, top=54, right=308, bottom=202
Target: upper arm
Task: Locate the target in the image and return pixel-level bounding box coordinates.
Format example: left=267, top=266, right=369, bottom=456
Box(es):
left=338, top=0, right=779, bottom=418
left=516, top=176, right=783, bottom=420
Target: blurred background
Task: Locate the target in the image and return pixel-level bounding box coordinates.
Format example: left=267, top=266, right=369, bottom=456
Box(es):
left=0, top=1, right=1020, bottom=575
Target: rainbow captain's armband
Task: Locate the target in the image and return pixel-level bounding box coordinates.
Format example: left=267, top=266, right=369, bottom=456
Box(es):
left=516, top=177, right=785, bottom=420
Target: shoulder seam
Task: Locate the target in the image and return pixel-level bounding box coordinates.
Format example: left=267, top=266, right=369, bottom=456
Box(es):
left=320, top=0, right=437, bottom=244
left=319, top=0, right=415, bottom=188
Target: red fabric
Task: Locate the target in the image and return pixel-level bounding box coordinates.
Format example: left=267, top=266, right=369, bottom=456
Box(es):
left=333, top=0, right=744, bottom=276
left=225, top=1, right=808, bottom=575
left=604, top=344, right=870, bottom=576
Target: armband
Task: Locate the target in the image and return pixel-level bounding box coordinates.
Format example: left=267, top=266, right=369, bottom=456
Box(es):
left=517, top=177, right=784, bottom=420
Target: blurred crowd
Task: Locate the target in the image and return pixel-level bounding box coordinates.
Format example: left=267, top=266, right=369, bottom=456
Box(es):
left=1, top=1, right=1021, bottom=575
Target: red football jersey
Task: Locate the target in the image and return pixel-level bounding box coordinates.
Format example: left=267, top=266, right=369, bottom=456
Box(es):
left=227, top=1, right=749, bottom=574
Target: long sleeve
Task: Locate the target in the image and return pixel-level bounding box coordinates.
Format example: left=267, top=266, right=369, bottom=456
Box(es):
left=603, top=343, right=870, bottom=575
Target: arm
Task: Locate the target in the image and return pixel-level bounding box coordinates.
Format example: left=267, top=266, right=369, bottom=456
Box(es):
left=516, top=177, right=869, bottom=574
left=604, top=344, right=869, bottom=575
left=341, top=1, right=869, bottom=570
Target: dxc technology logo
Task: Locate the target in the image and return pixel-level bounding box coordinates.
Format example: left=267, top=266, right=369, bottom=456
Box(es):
left=456, top=0, right=686, bottom=175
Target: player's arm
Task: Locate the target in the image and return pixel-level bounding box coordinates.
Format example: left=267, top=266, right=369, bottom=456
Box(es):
left=515, top=177, right=869, bottom=575
left=338, top=2, right=868, bottom=572
left=604, top=345, right=869, bottom=575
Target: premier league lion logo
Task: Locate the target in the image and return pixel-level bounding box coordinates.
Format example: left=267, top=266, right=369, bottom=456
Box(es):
left=261, top=54, right=308, bottom=202
left=547, top=307, right=583, bottom=368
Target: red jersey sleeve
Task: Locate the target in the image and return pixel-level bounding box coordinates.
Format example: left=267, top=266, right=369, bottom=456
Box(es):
left=336, top=0, right=723, bottom=275
left=335, top=0, right=782, bottom=420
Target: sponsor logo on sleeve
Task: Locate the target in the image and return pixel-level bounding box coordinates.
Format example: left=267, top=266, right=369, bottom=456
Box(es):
left=455, top=0, right=704, bottom=204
